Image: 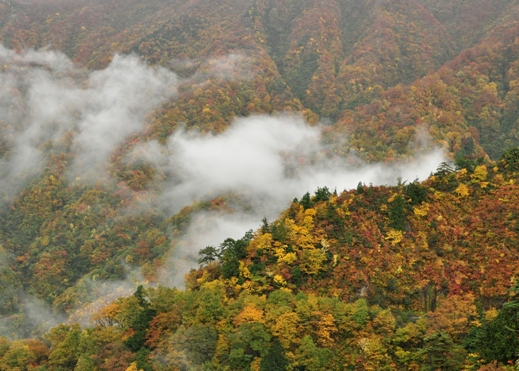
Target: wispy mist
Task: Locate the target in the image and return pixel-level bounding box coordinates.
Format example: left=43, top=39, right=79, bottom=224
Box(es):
left=128, top=115, right=447, bottom=287
left=131, top=115, right=446, bottom=214
left=0, top=295, right=66, bottom=340
left=0, top=44, right=448, bottom=326
left=0, top=45, right=178, bottom=197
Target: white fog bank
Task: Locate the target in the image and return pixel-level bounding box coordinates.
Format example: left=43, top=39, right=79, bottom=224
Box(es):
left=0, top=44, right=448, bottom=321
left=126, top=115, right=447, bottom=287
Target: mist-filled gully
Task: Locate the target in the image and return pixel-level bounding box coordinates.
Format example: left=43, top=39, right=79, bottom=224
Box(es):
left=0, top=45, right=446, bottom=331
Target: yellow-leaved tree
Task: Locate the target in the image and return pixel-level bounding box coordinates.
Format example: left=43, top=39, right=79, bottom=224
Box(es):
left=125, top=362, right=143, bottom=371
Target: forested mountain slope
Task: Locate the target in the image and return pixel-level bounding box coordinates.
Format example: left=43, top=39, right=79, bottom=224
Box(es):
left=1, top=0, right=519, bottom=158
left=0, top=0, right=519, bottom=370
left=1, top=152, right=519, bottom=370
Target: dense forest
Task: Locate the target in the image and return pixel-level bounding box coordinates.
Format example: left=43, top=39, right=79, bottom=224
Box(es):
left=1, top=0, right=519, bottom=369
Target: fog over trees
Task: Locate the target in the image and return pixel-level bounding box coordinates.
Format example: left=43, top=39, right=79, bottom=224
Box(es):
left=0, top=0, right=518, bottom=370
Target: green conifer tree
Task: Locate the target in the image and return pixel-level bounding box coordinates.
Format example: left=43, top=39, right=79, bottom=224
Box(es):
left=260, top=338, right=288, bottom=371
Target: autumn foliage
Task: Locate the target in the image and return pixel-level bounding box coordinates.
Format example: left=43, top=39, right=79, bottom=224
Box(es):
left=0, top=0, right=519, bottom=369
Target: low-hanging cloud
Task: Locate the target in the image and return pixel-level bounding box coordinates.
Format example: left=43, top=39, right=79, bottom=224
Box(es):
left=0, top=295, right=66, bottom=340
left=128, top=115, right=447, bottom=287
left=158, top=212, right=261, bottom=288
left=0, top=45, right=179, bottom=198
left=0, top=44, right=448, bottom=324
left=168, top=52, right=254, bottom=84
left=0, top=47, right=258, bottom=199
left=132, top=115, right=445, bottom=215
left=71, top=56, right=178, bottom=176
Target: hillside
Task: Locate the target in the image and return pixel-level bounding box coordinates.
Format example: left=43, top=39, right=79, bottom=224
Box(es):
left=1, top=152, right=519, bottom=370
left=1, top=0, right=519, bottom=158
left=0, top=0, right=519, bottom=370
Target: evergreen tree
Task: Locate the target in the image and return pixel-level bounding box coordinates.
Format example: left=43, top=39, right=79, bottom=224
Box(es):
left=260, top=338, right=288, bottom=371
left=314, top=187, right=330, bottom=203
left=404, top=181, right=428, bottom=205
left=419, top=332, right=465, bottom=371
left=357, top=182, right=364, bottom=194
left=499, top=147, right=519, bottom=172
left=198, top=246, right=219, bottom=266
left=389, top=195, right=407, bottom=231
left=300, top=192, right=312, bottom=209
left=467, top=283, right=519, bottom=364
left=260, top=217, right=270, bottom=234
left=220, top=230, right=253, bottom=279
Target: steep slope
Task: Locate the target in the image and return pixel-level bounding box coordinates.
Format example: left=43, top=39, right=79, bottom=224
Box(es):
left=1, top=154, right=519, bottom=370
left=331, top=9, right=519, bottom=161
left=181, top=153, right=519, bottom=310
left=418, top=0, right=518, bottom=49
left=325, top=0, right=457, bottom=114
left=2, top=0, right=506, bottom=148
left=0, top=0, right=519, bottom=371
left=0, top=0, right=519, bottom=360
